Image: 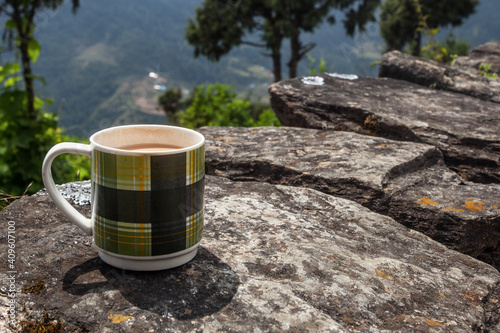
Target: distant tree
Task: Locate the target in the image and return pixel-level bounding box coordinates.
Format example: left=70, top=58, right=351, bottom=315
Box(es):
left=0, top=0, right=86, bottom=196
left=158, top=87, right=184, bottom=115
left=380, top=0, right=478, bottom=56
left=185, top=0, right=380, bottom=82
left=0, top=0, right=80, bottom=119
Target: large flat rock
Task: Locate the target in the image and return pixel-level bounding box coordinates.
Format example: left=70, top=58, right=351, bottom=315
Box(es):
left=379, top=50, right=500, bottom=103
left=1, top=178, right=500, bottom=332
left=269, top=74, right=500, bottom=183
left=199, top=126, right=442, bottom=207
left=385, top=163, right=500, bottom=265
left=200, top=126, right=500, bottom=268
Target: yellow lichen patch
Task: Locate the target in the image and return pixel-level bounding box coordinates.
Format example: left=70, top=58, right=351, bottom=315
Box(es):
left=438, top=292, right=445, bottom=298
left=414, top=197, right=439, bottom=206
left=319, top=132, right=326, bottom=136
left=425, top=318, right=443, bottom=327
left=463, top=200, right=486, bottom=211
left=378, top=143, right=386, bottom=147
left=364, top=115, right=378, bottom=128
left=250, top=130, right=258, bottom=134
left=376, top=268, right=394, bottom=281
left=108, top=314, right=132, bottom=324
left=493, top=205, right=498, bottom=209
left=442, top=207, right=465, bottom=213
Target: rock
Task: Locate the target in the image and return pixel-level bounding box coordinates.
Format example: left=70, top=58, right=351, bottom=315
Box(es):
left=200, top=127, right=442, bottom=208
left=455, top=42, right=500, bottom=75
left=385, top=162, right=500, bottom=265
left=37, top=181, right=92, bottom=206
left=269, top=73, right=500, bottom=184
left=1, top=178, right=500, bottom=332
left=199, top=126, right=442, bottom=208
left=200, top=126, right=500, bottom=269
left=379, top=50, right=500, bottom=103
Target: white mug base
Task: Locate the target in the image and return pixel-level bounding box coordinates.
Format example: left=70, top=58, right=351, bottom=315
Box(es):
left=98, top=245, right=199, bottom=271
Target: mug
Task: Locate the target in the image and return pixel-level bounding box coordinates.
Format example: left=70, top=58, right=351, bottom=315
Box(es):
left=42, top=125, right=205, bottom=271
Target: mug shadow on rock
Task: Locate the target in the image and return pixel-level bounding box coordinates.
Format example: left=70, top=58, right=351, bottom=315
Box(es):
left=62, top=246, right=240, bottom=320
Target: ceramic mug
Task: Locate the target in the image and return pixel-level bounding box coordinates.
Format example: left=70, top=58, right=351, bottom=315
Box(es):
left=42, top=125, right=205, bottom=271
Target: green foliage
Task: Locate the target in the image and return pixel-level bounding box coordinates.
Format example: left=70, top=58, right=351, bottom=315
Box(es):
left=307, top=54, right=329, bottom=75
left=380, top=0, right=419, bottom=53
left=177, top=83, right=280, bottom=129
left=380, top=0, right=478, bottom=56
left=178, top=84, right=253, bottom=128
left=28, top=38, right=42, bottom=63
left=0, top=0, right=88, bottom=199
left=0, top=62, right=22, bottom=87
left=421, top=31, right=471, bottom=64
left=0, top=99, right=90, bottom=196
left=441, top=32, right=471, bottom=58
left=478, top=63, right=498, bottom=79
left=0, top=59, right=88, bottom=198
left=254, top=108, right=281, bottom=127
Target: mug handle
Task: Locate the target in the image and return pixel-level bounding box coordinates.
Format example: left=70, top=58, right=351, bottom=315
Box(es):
left=42, top=142, right=93, bottom=235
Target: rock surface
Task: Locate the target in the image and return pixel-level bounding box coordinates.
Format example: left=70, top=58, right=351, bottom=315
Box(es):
left=1, top=178, right=500, bottom=332
left=200, top=126, right=500, bottom=269
left=385, top=162, right=500, bottom=265
left=379, top=50, right=500, bottom=103
left=269, top=73, right=500, bottom=184
left=200, top=126, right=442, bottom=207
left=455, top=42, right=500, bottom=75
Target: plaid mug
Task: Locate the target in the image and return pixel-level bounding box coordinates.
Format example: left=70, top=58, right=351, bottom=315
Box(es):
left=42, top=125, right=205, bottom=271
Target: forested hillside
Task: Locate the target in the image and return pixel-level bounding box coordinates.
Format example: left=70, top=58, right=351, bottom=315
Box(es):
left=32, top=0, right=499, bottom=137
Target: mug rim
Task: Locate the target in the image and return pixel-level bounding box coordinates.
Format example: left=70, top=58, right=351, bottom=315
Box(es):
left=89, top=124, right=205, bottom=155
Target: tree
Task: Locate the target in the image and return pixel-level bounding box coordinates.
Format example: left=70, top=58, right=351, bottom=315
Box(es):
left=0, top=54, right=89, bottom=196
left=380, top=0, right=478, bottom=56
left=0, top=0, right=80, bottom=119
left=0, top=0, right=86, bottom=197
left=158, top=87, right=184, bottom=115
left=185, top=0, right=379, bottom=82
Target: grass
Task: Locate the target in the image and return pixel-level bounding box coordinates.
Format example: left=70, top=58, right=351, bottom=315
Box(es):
left=0, top=182, right=32, bottom=211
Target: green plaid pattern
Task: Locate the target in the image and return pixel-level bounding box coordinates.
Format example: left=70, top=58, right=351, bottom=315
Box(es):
left=186, top=145, right=205, bottom=185
left=186, top=209, right=204, bottom=248
left=95, top=216, right=152, bottom=256
left=92, top=145, right=205, bottom=257
left=94, top=150, right=152, bottom=191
